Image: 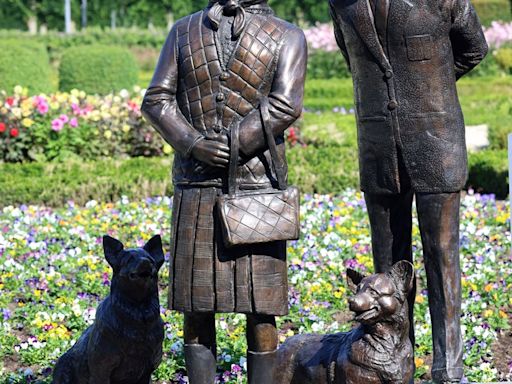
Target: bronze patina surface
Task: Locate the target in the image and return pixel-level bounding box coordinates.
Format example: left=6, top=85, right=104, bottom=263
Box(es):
left=141, top=0, right=307, bottom=382
left=276, top=261, right=415, bottom=384
left=52, top=236, right=165, bottom=384
left=329, top=0, right=488, bottom=381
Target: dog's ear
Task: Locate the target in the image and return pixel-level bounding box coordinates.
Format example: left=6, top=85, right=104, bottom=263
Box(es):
left=103, top=235, right=124, bottom=269
left=388, top=261, right=415, bottom=295
left=346, top=269, right=366, bottom=293
left=144, top=235, right=165, bottom=271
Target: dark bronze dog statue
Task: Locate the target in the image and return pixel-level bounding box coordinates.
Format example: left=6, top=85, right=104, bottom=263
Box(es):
left=276, top=261, right=415, bottom=384
left=53, top=235, right=165, bottom=384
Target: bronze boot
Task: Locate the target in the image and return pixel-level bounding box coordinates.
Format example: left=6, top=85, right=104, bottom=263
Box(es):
left=184, top=344, right=216, bottom=384
left=247, top=350, right=277, bottom=384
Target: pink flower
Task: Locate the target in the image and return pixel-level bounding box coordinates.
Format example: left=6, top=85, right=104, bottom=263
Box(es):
left=69, top=117, right=78, bottom=128
left=37, top=103, right=49, bottom=115
left=51, top=118, right=64, bottom=132
left=59, top=114, right=69, bottom=123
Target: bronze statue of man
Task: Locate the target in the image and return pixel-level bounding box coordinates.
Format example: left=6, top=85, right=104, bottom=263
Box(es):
left=141, top=0, right=306, bottom=382
left=329, top=0, right=488, bottom=382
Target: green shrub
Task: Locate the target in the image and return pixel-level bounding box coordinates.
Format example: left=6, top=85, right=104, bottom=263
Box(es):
left=495, top=48, right=512, bottom=74
left=59, top=45, right=139, bottom=94
left=1, top=147, right=506, bottom=206
left=472, top=0, right=512, bottom=26
left=0, top=158, right=173, bottom=207
left=307, top=50, right=350, bottom=80
left=465, top=52, right=502, bottom=78
left=300, top=112, right=357, bottom=147
left=467, top=150, right=508, bottom=198
left=288, top=144, right=359, bottom=194
left=0, top=40, right=53, bottom=94
left=304, top=78, right=355, bottom=111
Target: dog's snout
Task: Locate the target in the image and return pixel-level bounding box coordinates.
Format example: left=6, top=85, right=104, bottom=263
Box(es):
left=349, top=293, right=371, bottom=312
left=134, top=258, right=156, bottom=279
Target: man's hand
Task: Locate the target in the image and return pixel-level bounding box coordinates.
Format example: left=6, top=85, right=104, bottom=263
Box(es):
left=191, top=138, right=230, bottom=168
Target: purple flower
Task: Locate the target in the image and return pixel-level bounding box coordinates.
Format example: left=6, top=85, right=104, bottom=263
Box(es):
left=69, top=117, right=79, bottom=128
left=2, top=308, right=11, bottom=320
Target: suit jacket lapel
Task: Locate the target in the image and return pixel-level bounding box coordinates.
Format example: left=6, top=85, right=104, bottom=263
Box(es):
left=346, top=0, right=391, bottom=72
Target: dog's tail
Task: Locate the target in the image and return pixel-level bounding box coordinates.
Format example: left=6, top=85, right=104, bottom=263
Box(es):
left=52, top=352, right=75, bottom=384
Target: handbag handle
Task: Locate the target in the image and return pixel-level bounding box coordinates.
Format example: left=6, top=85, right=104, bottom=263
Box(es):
left=227, top=97, right=288, bottom=195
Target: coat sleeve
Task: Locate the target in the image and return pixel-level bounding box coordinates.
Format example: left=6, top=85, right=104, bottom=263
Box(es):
left=329, top=1, right=351, bottom=71
left=141, top=25, right=204, bottom=157
left=238, top=27, right=307, bottom=158
left=450, top=0, right=488, bottom=80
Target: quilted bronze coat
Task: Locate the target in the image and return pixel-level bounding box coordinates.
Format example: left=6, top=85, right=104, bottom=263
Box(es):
left=141, top=2, right=306, bottom=315
left=330, top=0, right=488, bottom=194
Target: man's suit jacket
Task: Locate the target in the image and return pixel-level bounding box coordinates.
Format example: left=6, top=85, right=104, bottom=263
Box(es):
left=330, top=0, right=488, bottom=194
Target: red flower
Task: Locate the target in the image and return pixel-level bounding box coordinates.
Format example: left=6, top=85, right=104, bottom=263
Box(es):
left=0, top=122, right=6, bottom=133
left=10, top=128, right=19, bottom=138
left=6, top=97, right=14, bottom=107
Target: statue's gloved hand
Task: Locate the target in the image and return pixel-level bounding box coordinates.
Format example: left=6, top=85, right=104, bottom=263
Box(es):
left=190, top=137, right=230, bottom=168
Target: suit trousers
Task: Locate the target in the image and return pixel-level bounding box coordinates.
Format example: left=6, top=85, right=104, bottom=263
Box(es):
left=364, top=188, right=464, bottom=382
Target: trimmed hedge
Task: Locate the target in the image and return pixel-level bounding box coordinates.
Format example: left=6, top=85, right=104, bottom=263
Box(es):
left=0, top=40, right=54, bottom=94
left=59, top=45, right=139, bottom=94
left=495, top=48, right=512, bottom=74
left=472, top=0, right=512, bottom=26
left=0, top=148, right=507, bottom=207
left=467, top=149, right=508, bottom=198
left=0, top=158, right=173, bottom=207
left=307, top=50, right=350, bottom=80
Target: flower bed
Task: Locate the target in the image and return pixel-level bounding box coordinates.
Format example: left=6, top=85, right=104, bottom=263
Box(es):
left=0, top=86, right=167, bottom=162
left=485, top=21, right=512, bottom=48
left=0, top=191, right=510, bottom=383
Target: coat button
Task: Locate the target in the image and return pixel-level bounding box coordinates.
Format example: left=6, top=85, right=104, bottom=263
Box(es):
left=388, top=100, right=398, bottom=110
left=220, top=72, right=230, bottom=81
left=385, top=70, right=393, bottom=79
left=216, top=93, right=225, bottom=102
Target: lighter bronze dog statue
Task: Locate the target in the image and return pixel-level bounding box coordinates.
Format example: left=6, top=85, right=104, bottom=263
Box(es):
left=52, top=235, right=165, bottom=384
left=276, top=260, right=415, bottom=384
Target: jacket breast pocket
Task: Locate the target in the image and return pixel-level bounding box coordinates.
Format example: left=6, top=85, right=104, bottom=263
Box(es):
left=406, top=35, right=433, bottom=61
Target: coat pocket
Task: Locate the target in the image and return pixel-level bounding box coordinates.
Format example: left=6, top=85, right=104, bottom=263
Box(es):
left=406, top=34, right=433, bottom=61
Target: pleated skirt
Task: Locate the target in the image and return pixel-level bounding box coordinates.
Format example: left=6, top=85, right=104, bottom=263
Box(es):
left=168, top=187, right=288, bottom=315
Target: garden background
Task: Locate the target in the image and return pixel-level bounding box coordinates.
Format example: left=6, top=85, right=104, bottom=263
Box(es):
left=0, top=0, right=511, bottom=383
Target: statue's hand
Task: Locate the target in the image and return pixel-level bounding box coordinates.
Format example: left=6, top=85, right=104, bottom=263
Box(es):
left=205, top=132, right=229, bottom=146
left=191, top=138, right=230, bottom=168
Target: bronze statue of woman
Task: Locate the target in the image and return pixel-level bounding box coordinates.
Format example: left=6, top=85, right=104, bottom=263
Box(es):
left=141, top=0, right=307, bottom=382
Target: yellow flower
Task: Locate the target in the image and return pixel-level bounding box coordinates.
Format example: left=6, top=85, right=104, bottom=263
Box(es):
left=104, top=130, right=113, bottom=139
left=415, top=357, right=424, bottom=368
left=484, top=283, right=493, bottom=293
left=499, top=310, right=508, bottom=319
left=22, top=118, right=34, bottom=128
left=14, top=85, right=23, bottom=94
left=163, top=144, right=173, bottom=155
left=483, top=309, right=493, bottom=318
left=415, top=295, right=425, bottom=304
left=122, top=124, right=131, bottom=133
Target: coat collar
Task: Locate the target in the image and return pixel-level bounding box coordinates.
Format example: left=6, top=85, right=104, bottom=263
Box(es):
left=341, top=0, right=413, bottom=72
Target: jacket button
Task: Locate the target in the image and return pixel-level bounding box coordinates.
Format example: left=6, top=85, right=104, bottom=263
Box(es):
left=220, top=72, right=230, bottom=81
left=388, top=100, right=398, bottom=110
left=216, top=93, right=225, bottom=102
left=385, top=70, right=393, bottom=79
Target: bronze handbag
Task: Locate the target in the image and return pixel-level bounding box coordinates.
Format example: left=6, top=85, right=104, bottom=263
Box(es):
left=217, top=98, right=300, bottom=247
